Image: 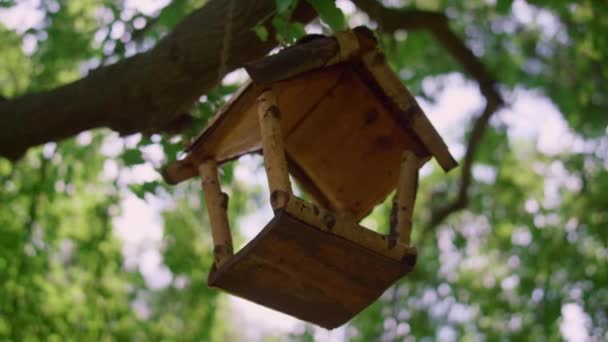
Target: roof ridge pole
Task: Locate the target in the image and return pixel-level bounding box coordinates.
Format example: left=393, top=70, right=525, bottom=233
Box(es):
left=394, top=150, right=420, bottom=246
left=257, top=89, right=293, bottom=210
left=199, top=159, right=234, bottom=268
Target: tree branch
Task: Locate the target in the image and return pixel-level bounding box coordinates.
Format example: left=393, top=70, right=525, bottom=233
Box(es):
left=427, top=97, right=501, bottom=229
left=352, top=0, right=504, bottom=230
left=0, top=0, right=314, bottom=161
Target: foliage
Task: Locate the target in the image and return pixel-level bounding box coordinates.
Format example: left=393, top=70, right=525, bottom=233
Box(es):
left=306, top=0, right=346, bottom=31
left=1, top=0, right=607, bottom=341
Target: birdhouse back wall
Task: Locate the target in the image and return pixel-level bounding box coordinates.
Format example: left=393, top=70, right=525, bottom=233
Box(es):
left=276, top=63, right=429, bottom=219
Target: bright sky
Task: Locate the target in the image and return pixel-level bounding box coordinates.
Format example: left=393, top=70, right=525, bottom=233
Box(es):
left=0, top=1, right=591, bottom=341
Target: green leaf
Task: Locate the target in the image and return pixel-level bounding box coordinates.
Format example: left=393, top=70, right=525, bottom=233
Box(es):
left=161, top=139, right=183, bottom=163
left=287, top=22, right=306, bottom=42
left=272, top=16, right=306, bottom=44
left=121, top=149, right=145, bottom=166
left=157, top=0, right=189, bottom=28
left=129, top=181, right=159, bottom=200
left=0, top=1, right=16, bottom=8
left=496, top=0, right=513, bottom=14
left=254, top=25, right=269, bottom=42
left=275, top=0, right=296, bottom=14
left=306, top=0, right=347, bottom=31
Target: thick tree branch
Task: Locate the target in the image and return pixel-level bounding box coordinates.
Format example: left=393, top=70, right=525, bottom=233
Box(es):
left=353, top=0, right=504, bottom=230
left=0, top=0, right=314, bottom=161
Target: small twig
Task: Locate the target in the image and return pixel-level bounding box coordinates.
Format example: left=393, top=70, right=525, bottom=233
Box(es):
left=427, top=97, right=501, bottom=230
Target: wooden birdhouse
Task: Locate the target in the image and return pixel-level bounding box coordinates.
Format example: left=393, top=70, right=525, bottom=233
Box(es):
left=163, top=27, right=457, bottom=329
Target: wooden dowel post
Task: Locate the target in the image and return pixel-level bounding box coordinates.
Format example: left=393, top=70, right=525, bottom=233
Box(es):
left=257, top=90, right=292, bottom=208
left=394, top=150, right=420, bottom=245
left=199, top=160, right=233, bottom=268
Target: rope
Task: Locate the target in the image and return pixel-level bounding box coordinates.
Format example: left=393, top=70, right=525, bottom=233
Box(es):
left=217, top=0, right=236, bottom=84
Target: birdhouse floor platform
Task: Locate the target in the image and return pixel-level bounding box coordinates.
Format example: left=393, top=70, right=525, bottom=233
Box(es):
left=208, top=195, right=417, bottom=329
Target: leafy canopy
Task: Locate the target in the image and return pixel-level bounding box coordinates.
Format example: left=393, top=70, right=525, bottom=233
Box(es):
left=0, top=0, right=607, bottom=340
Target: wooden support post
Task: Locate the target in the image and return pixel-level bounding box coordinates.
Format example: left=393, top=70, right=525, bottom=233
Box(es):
left=257, top=90, right=292, bottom=208
left=199, top=159, right=233, bottom=268
left=394, top=150, right=420, bottom=245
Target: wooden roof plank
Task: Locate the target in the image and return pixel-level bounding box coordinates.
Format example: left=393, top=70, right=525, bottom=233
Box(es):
left=360, top=50, right=458, bottom=172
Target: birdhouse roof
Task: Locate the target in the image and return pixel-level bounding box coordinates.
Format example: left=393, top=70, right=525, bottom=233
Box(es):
left=163, top=27, right=456, bottom=219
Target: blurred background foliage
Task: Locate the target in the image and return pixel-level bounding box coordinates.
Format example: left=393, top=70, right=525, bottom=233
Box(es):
left=0, top=0, right=607, bottom=340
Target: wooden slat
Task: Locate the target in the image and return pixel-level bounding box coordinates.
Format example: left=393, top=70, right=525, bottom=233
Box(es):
left=333, top=30, right=360, bottom=62
left=360, top=50, right=458, bottom=172
left=162, top=66, right=347, bottom=185
left=394, top=151, right=419, bottom=245
left=245, top=36, right=340, bottom=85
left=193, top=80, right=262, bottom=163
left=162, top=157, right=198, bottom=185
left=162, top=81, right=259, bottom=185
left=271, top=192, right=417, bottom=262
left=199, top=160, right=233, bottom=267
left=208, top=211, right=415, bottom=329
left=257, top=90, right=293, bottom=196
left=244, top=26, right=377, bottom=86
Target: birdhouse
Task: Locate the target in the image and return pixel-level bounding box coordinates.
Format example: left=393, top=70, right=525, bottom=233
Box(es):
left=163, top=27, right=456, bottom=329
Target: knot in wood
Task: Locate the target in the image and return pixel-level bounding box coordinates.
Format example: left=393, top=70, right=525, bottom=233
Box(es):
left=387, top=233, right=397, bottom=249
left=322, top=213, right=336, bottom=230
left=401, top=253, right=417, bottom=269
left=220, top=192, right=229, bottom=210
left=214, top=244, right=233, bottom=261
left=372, top=51, right=386, bottom=65
left=270, top=190, right=290, bottom=210
left=267, top=105, right=281, bottom=119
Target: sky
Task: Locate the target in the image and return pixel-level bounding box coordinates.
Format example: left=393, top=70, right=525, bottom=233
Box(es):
left=0, top=0, right=591, bottom=341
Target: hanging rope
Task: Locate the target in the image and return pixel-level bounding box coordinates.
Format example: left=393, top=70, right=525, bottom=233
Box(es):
left=217, top=0, right=236, bottom=84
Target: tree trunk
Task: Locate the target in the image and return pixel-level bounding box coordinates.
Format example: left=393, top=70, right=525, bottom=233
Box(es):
left=0, top=0, right=314, bottom=161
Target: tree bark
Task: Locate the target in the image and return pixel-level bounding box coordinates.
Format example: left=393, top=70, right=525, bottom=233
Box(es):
left=0, top=0, right=314, bottom=161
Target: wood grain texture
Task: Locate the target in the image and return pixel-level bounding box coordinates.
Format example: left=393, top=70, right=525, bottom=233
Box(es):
left=360, top=50, right=458, bottom=172
left=164, top=29, right=457, bottom=223
left=245, top=36, right=340, bottom=85
left=164, top=65, right=346, bottom=184
left=258, top=90, right=292, bottom=197
left=199, top=160, right=233, bottom=267
left=244, top=26, right=376, bottom=86
left=283, top=66, right=428, bottom=219
left=272, top=192, right=417, bottom=262
left=394, top=151, right=419, bottom=245
left=208, top=210, right=416, bottom=329
left=334, top=30, right=361, bottom=61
